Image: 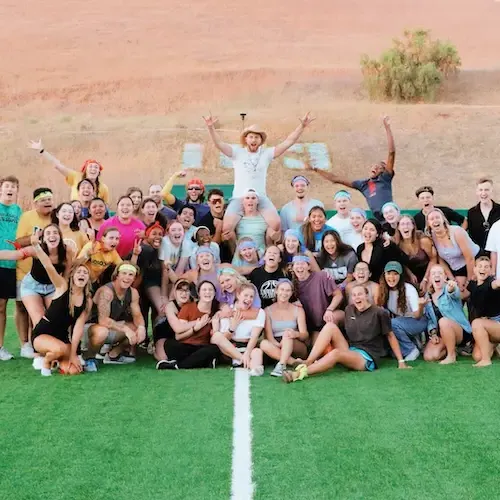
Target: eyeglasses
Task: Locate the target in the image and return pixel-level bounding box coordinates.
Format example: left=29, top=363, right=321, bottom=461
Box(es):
left=187, top=186, right=202, bottom=191
left=210, top=198, right=223, bottom=204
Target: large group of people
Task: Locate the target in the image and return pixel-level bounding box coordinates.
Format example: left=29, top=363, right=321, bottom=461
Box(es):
left=1, top=114, right=500, bottom=382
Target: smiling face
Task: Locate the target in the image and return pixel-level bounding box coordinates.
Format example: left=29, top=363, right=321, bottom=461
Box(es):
left=142, top=200, right=158, bottom=219
left=237, top=286, right=255, bottom=309
left=349, top=212, right=365, bottom=232
left=475, top=258, right=492, bottom=282
left=264, top=246, right=281, bottom=268
left=71, top=200, right=82, bottom=219
left=398, top=216, right=415, bottom=240
left=197, top=251, right=214, bottom=271
left=362, top=221, right=378, bottom=243
left=335, top=196, right=350, bottom=215
left=383, top=205, right=399, bottom=225
left=430, top=265, right=446, bottom=290
left=384, top=270, right=401, bottom=288
left=72, top=265, right=90, bottom=288
left=117, top=197, right=133, bottom=220
left=219, top=274, right=237, bottom=293
left=78, top=181, right=95, bottom=201
left=309, top=208, right=326, bottom=232
left=85, top=163, right=100, bottom=179
left=177, top=208, right=195, bottom=230
left=187, top=185, right=203, bottom=202
left=293, top=181, right=308, bottom=200
left=243, top=193, right=258, bottom=212
left=101, top=230, right=120, bottom=251
left=89, top=199, right=106, bottom=220
left=174, top=284, right=191, bottom=305
left=168, top=222, right=185, bottom=245
left=56, top=203, right=75, bottom=226
left=369, top=163, right=385, bottom=179
left=427, top=210, right=445, bottom=233
left=244, top=132, right=262, bottom=152
left=353, top=262, right=370, bottom=284
left=0, top=181, right=19, bottom=204
left=284, top=235, right=300, bottom=254
left=147, top=227, right=163, bottom=249
left=476, top=181, right=493, bottom=203
left=196, top=228, right=211, bottom=246
left=276, top=281, right=293, bottom=303
left=43, top=225, right=61, bottom=249
left=128, top=190, right=142, bottom=211
left=35, top=195, right=54, bottom=216
left=148, top=185, right=162, bottom=205
left=418, top=191, right=434, bottom=211
left=240, top=245, right=258, bottom=263
left=208, top=194, right=224, bottom=216
left=116, top=269, right=136, bottom=289
left=351, top=285, right=369, bottom=310
left=322, top=234, right=338, bottom=256
left=292, top=260, right=310, bottom=280
left=198, top=282, right=216, bottom=302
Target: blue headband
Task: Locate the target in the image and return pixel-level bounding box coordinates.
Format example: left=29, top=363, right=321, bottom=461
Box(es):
left=238, top=240, right=257, bottom=251
left=291, top=175, right=310, bottom=186
left=284, top=229, right=306, bottom=252
left=350, top=207, right=367, bottom=219
left=292, top=255, right=310, bottom=264
left=382, top=202, right=400, bottom=213
left=217, top=267, right=237, bottom=276
left=277, top=278, right=293, bottom=286
left=196, top=247, right=215, bottom=257
left=333, top=190, right=351, bottom=200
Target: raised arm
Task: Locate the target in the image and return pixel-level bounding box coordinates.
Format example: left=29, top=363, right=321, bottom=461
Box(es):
left=273, top=112, right=315, bottom=158
left=27, top=139, right=73, bottom=178
left=161, top=170, right=187, bottom=206
left=305, top=163, right=353, bottom=188
left=31, top=232, right=67, bottom=291
left=382, top=116, right=396, bottom=175
left=203, top=114, right=233, bottom=157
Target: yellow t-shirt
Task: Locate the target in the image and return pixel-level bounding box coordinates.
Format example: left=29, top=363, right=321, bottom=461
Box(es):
left=66, top=170, right=110, bottom=204
left=78, top=241, right=122, bottom=282
left=15, top=210, right=51, bottom=280
left=61, top=227, right=89, bottom=254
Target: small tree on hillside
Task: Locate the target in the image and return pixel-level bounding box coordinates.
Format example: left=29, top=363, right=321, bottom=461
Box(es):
left=360, top=29, right=461, bottom=102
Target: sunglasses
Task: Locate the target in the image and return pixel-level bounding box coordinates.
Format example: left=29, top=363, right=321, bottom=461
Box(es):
left=210, top=198, right=223, bottom=204
left=187, top=186, right=202, bottom=191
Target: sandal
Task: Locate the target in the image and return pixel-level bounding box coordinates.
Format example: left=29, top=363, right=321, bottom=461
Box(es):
left=294, top=364, right=309, bottom=381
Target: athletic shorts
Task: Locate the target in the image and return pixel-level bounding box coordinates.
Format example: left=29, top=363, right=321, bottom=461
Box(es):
left=81, top=323, right=122, bottom=350
left=32, top=318, right=71, bottom=349
left=0, top=267, right=16, bottom=299
left=452, top=265, right=468, bottom=278
left=232, top=340, right=249, bottom=351
left=20, top=273, right=55, bottom=299
left=225, top=195, right=277, bottom=218
left=349, top=347, right=376, bottom=372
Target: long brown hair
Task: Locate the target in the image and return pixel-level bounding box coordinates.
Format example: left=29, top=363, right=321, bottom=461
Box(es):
left=68, top=264, right=92, bottom=318
left=394, top=215, right=425, bottom=256
left=301, top=206, right=327, bottom=251
left=378, top=273, right=409, bottom=315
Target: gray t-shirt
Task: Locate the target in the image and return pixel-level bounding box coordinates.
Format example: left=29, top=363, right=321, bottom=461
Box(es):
left=352, top=171, right=394, bottom=218
left=320, top=251, right=358, bottom=285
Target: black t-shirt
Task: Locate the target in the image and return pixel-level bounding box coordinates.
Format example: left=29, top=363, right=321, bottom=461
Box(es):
left=248, top=266, right=287, bottom=308
left=126, top=244, right=162, bottom=288
left=198, top=211, right=233, bottom=263
left=467, top=202, right=500, bottom=250
left=344, top=304, right=391, bottom=364
left=467, top=277, right=500, bottom=319
left=414, top=206, right=465, bottom=232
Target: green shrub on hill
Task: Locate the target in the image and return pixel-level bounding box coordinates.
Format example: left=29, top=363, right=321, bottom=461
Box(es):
left=361, top=29, right=461, bottom=102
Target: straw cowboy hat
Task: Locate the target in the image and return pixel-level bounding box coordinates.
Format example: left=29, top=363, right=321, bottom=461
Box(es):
left=240, top=125, right=267, bottom=146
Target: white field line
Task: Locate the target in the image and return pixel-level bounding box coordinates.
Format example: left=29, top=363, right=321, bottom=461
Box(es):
left=231, top=369, right=254, bottom=500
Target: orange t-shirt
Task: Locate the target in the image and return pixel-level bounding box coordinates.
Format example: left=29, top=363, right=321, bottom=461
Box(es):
left=177, top=302, right=212, bottom=345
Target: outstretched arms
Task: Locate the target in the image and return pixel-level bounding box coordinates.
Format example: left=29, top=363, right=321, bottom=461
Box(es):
left=203, top=114, right=233, bottom=158
left=382, top=116, right=396, bottom=175
left=305, top=162, right=354, bottom=188
left=31, top=231, right=68, bottom=291
left=161, top=170, right=187, bottom=206
left=273, top=112, right=315, bottom=158
left=27, top=139, right=74, bottom=178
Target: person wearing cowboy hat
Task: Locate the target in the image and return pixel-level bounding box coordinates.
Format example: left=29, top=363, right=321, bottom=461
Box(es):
left=279, top=175, right=324, bottom=232
left=203, top=112, right=315, bottom=240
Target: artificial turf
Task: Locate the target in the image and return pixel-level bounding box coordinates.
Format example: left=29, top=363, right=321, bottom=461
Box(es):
left=2, top=306, right=500, bottom=500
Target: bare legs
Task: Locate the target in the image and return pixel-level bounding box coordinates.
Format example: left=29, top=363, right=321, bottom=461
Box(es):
left=32, top=334, right=72, bottom=372
left=260, top=337, right=308, bottom=365
left=423, top=318, right=463, bottom=364
left=471, top=318, right=500, bottom=367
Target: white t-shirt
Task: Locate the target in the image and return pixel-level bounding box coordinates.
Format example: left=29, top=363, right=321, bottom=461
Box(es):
left=188, top=242, right=221, bottom=269
left=231, top=146, right=275, bottom=198
left=327, top=214, right=356, bottom=244
left=342, top=231, right=364, bottom=252
left=221, top=308, right=266, bottom=341
left=387, top=283, right=419, bottom=317
left=159, top=237, right=190, bottom=270
left=486, top=220, right=500, bottom=278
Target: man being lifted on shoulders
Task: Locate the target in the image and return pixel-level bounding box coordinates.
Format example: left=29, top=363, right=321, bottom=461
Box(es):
left=308, top=116, right=395, bottom=221
left=203, top=112, right=315, bottom=240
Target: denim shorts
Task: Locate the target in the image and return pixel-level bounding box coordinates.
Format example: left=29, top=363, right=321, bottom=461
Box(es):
left=20, top=273, right=55, bottom=299
left=349, top=347, right=376, bottom=372
left=225, top=195, right=277, bottom=217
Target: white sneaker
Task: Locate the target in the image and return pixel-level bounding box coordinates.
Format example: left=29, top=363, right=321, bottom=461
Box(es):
left=249, top=365, right=264, bottom=377
left=0, top=346, right=14, bottom=361
left=270, top=362, right=285, bottom=377
left=40, top=367, right=52, bottom=377
left=95, top=344, right=111, bottom=360
left=20, top=342, right=35, bottom=359
left=32, top=356, right=44, bottom=370
left=404, top=347, right=420, bottom=362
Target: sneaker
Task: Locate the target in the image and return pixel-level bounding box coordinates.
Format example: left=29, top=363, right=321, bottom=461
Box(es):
left=232, top=358, right=243, bottom=368
left=404, top=347, right=420, bottom=362
left=84, top=359, right=98, bottom=372
left=0, top=346, right=14, bottom=361
left=95, top=344, right=111, bottom=360
left=156, top=359, right=179, bottom=370
left=249, top=365, right=264, bottom=377
left=20, top=342, right=35, bottom=359
left=270, top=362, right=285, bottom=377
left=32, top=356, right=44, bottom=370
left=40, top=367, right=52, bottom=377
left=103, top=353, right=136, bottom=365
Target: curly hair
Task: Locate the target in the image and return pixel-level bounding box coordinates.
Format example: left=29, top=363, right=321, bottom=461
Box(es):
left=378, top=273, right=409, bottom=315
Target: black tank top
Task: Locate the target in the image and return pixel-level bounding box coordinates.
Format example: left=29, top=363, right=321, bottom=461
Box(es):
left=31, top=257, right=66, bottom=285
left=44, top=290, right=85, bottom=332
left=105, top=283, right=133, bottom=322
left=407, top=248, right=430, bottom=283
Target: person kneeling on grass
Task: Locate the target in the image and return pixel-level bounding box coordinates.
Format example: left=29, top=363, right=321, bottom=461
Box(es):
left=211, top=284, right=265, bottom=376
left=422, top=265, right=472, bottom=364
left=84, top=262, right=146, bottom=371
left=30, top=232, right=92, bottom=376
left=157, top=281, right=221, bottom=370
left=283, top=284, right=410, bottom=383
left=378, top=261, right=427, bottom=362
left=463, top=257, right=500, bottom=367
left=260, top=279, right=309, bottom=378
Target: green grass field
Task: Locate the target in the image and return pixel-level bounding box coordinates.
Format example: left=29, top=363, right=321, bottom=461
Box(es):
left=1, top=307, right=500, bottom=500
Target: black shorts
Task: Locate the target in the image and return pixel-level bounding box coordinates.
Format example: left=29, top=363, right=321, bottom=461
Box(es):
left=453, top=265, right=468, bottom=278
left=0, top=267, right=17, bottom=300
left=153, top=320, right=175, bottom=343
left=32, top=318, right=71, bottom=350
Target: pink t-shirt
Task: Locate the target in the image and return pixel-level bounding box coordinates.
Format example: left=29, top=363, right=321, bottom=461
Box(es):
left=97, top=216, right=146, bottom=258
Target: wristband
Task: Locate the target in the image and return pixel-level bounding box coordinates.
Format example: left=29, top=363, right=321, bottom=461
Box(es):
left=398, top=360, right=405, bottom=364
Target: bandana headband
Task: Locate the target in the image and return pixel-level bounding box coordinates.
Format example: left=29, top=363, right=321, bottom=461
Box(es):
left=382, top=202, right=401, bottom=213
left=118, top=264, right=138, bottom=275
left=238, top=240, right=257, bottom=251
left=334, top=190, right=351, bottom=201
left=350, top=207, right=367, bottom=218
left=145, top=222, right=164, bottom=237
left=217, top=267, right=237, bottom=276
left=33, top=191, right=53, bottom=202
left=291, top=175, right=310, bottom=186
left=292, top=255, right=310, bottom=264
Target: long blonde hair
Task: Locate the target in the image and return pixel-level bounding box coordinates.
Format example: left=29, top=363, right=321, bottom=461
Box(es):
left=68, top=264, right=92, bottom=318
left=425, top=208, right=451, bottom=239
